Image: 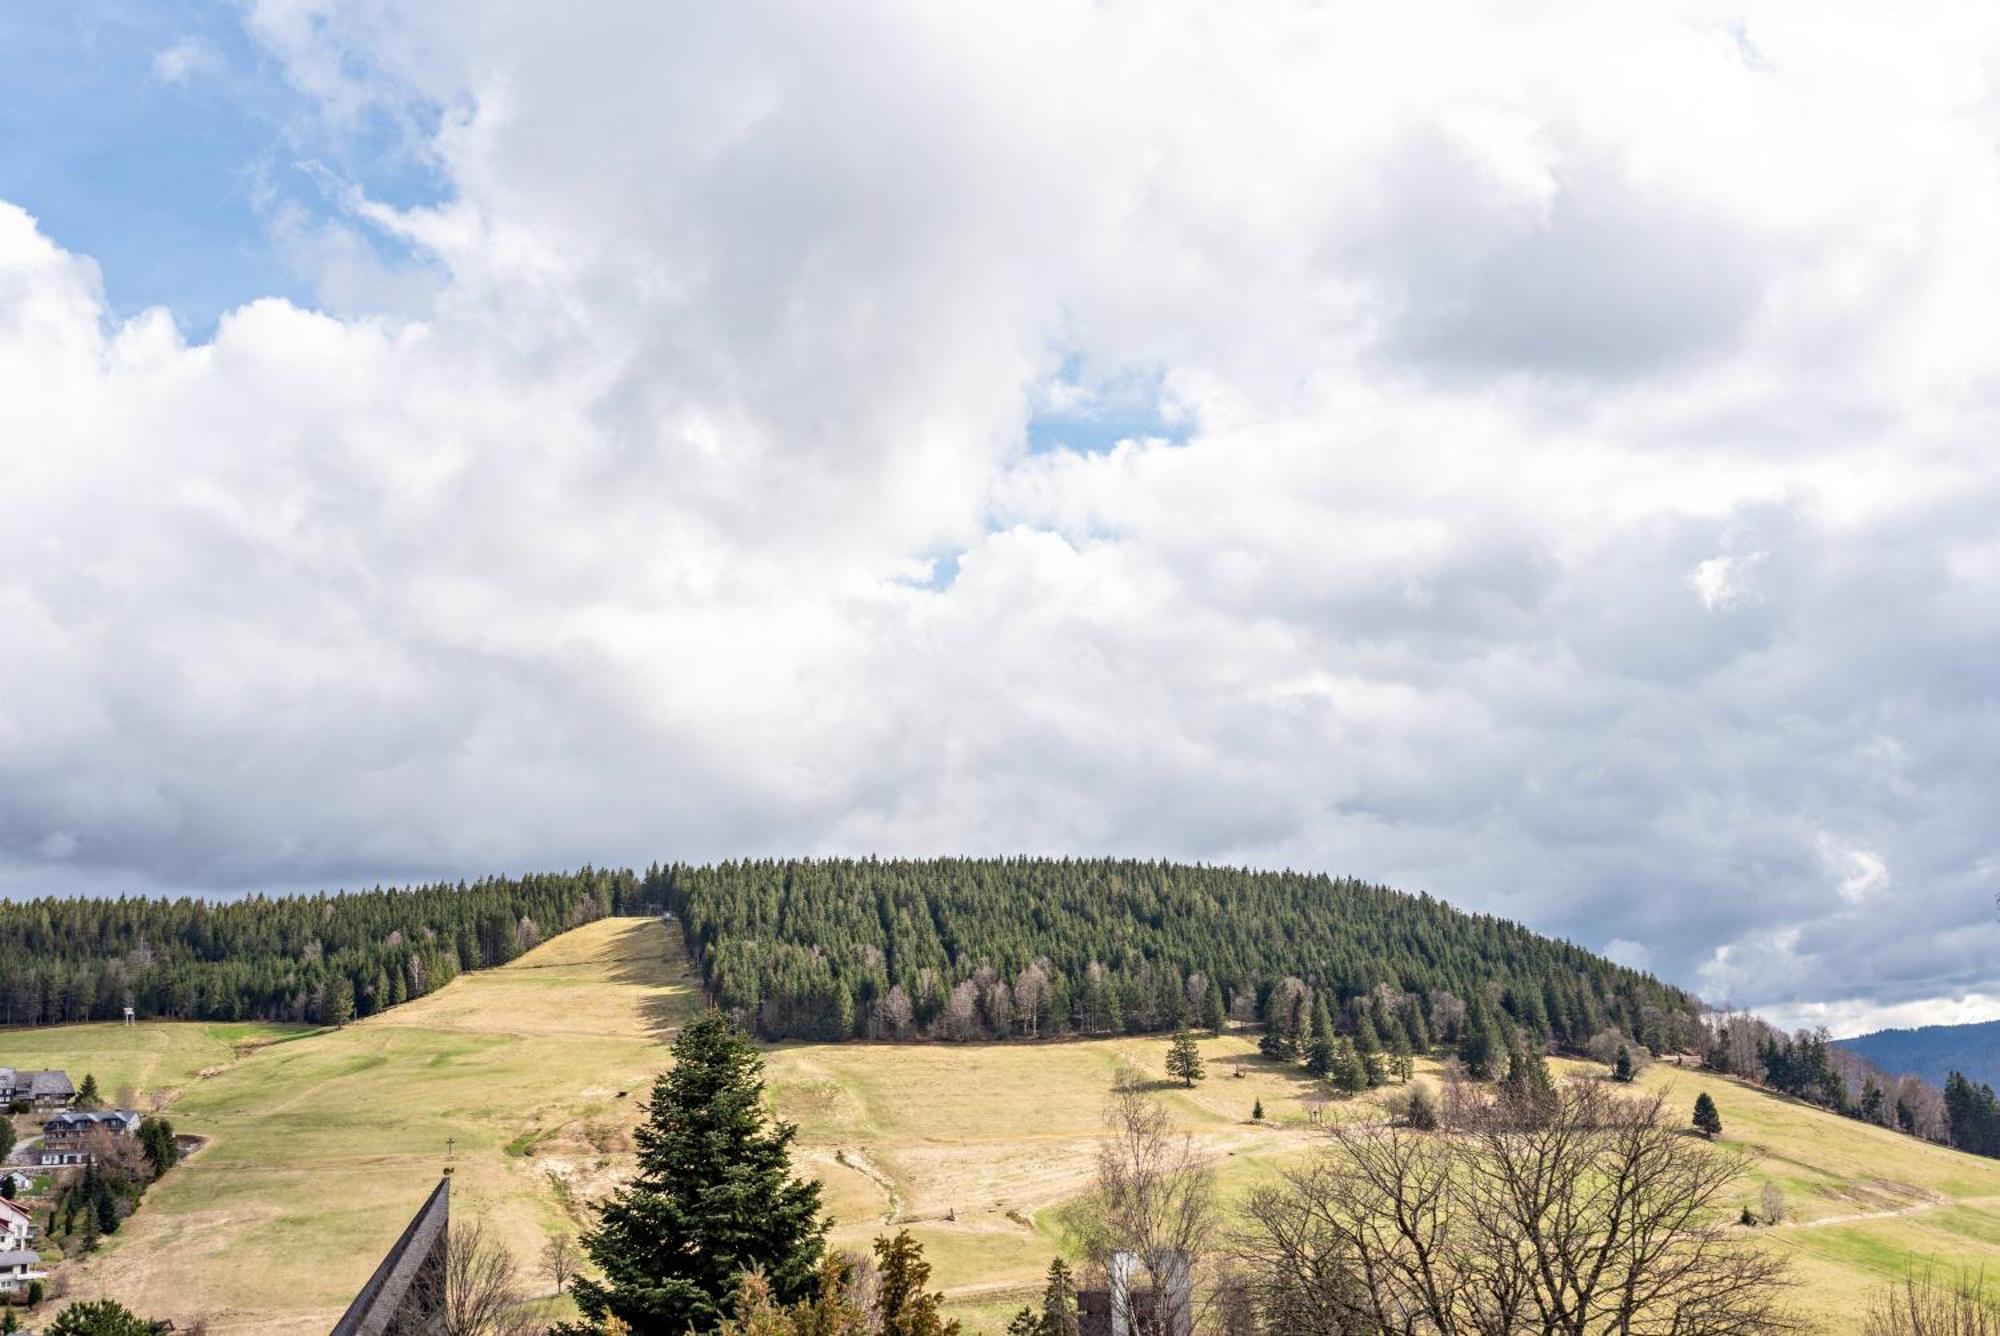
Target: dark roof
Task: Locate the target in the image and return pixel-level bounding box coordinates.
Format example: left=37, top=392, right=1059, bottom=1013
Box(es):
left=0, top=1068, right=72, bottom=1097
left=0, top=1249, right=40, bottom=1266
left=43, top=1109, right=140, bottom=1132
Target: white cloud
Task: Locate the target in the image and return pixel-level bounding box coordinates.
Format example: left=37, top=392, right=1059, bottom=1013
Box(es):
left=1818, top=833, right=1892, bottom=904
left=1690, top=551, right=1767, bottom=611
left=151, top=38, right=218, bottom=86
left=2, top=2, right=1999, bottom=1028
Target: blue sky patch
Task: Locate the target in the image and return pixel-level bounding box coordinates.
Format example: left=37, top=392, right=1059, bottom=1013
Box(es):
left=1024, top=356, right=1195, bottom=455
left=0, top=2, right=447, bottom=336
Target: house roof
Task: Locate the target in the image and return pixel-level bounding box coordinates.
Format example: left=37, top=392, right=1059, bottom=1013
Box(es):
left=0, top=1198, right=29, bottom=1220
left=0, top=1068, right=71, bottom=1097
left=42, top=1109, right=140, bottom=1131
left=0, top=1249, right=40, bottom=1266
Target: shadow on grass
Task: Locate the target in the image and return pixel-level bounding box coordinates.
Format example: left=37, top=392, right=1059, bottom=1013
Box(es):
left=594, top=916, right=705, bottom=1043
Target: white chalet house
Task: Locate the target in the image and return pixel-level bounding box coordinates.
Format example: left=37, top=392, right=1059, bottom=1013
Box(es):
left=0, top=1197, right=30, bottom=1249
left=0, top=1197, right=41, bottom=1297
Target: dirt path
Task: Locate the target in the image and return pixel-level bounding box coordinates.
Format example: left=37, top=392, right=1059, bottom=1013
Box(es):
left=835, top=1145, right=906, bottom=1222
left=1784, top=1188, right=1991, bottom=1230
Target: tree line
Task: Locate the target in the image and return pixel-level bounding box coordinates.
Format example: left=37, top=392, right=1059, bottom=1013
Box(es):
left=658, top=858, right=1703, bottom=1050
left=0, top=868, right=640, bottom=1029
left=1694, top=1010, right=2000, bottom=1161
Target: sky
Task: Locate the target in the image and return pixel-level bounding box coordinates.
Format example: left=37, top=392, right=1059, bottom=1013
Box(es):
left=2, top=2, right=1997, bottom=1037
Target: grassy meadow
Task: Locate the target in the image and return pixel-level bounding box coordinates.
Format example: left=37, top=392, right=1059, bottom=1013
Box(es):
left=4, top=917, right=1998, bottom=1332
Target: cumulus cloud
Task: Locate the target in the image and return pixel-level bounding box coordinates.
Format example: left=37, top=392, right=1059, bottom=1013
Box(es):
left=3, top=1, right=1999, bottom=1031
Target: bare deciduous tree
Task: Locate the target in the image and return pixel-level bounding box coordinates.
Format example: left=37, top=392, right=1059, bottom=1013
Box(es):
left=1015, top=962, right=1051, bottom=1039
left=542, top=1232, right=578, bottom=1295
left=1864, top=1267, right=2000, bottom=1335
left=1234, top=1083, right=1797, bottom=1334
left=1075, top=1083, right=1217, bottom=1336
left=395, top=1219, right=542, bottom=1336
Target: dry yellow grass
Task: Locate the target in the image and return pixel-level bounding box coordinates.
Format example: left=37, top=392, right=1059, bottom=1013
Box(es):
left=37, top=917, right=699, bottom=1334
left=12, top=919, right=2000, bottom=1333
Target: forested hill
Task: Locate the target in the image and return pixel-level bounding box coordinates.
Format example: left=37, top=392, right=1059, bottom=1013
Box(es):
left=0, top=868, right=636, bottom=1028
left=1839, top=1018, right=2000, bottom=1091
left=656, top=858, right=1702, bottom=1049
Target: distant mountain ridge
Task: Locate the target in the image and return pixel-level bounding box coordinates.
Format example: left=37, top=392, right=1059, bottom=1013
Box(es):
left=1837, top=1017, right=2000, bottom=1090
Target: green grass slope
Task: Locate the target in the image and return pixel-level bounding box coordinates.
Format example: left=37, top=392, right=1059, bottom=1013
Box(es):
left=5, top=917, right=1997, bottom=1333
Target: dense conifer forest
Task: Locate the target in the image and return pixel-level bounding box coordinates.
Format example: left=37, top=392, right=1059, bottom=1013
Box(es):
left=0, top=868, right=636, bottom=1027
left=654, top=857, right=1704, bottom=1050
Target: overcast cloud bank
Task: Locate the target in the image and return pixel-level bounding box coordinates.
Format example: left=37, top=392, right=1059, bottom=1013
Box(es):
left=2, top=1, right=1998, bottom=1033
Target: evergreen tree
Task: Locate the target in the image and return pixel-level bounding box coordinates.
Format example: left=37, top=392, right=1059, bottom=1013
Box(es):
left=1164, top=1024, right=1205, bottom=1088
left=1859, top=1078, right=1886, bottom=1126
left=1200, top=983, right=1226, bottom=1035
left=1693, top=1092, right=1722, bottom=1139
left=561, top=1012, right=828, bottom=1335
left=1037, top=1258, right=1080, bottom=1336
left=1614, top=1045, right=1635, bottom=1083
left=721, top=1255, right=865, bottom=1336
left=1407, top=1005, right=1432, bottom=1054
left=1458, top=1003, right=1503, bottom=1081
left=1388, top=1028, right=1414, bottom=1083
left=0, top=1118, right=13, bottom=1163
left=1331, top=1037, right=1367, bottom=1093
left=44, top=1301, right=154, bottom=1336
left=1304, top=1031, right=1335, bottom=1079
left=138, top=1117, right=178, bottom=1177
left=875, top=1231, right=960, bottom=1336
left=75, top=1073, right=101, bottom=1111
left=1354, top=1014, right=1386, bottom=1087
left=1499, top=1045, right=1556, bottom=1121
left=327, top=975, right=357, bottom=1027
left=1252, top=1097, right=1264, bottom=1122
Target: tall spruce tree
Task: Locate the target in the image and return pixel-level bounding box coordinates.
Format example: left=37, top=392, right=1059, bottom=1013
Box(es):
left=1039, top=1258, right=1080, bottom=1336
left=1200, top=983, right=1227, bottom=1035
left=1458, top=1002, right=1503, bottom=1081
left=560, top=1012, right=828, bottom=1335
left=1165, top=1024, right=1205, bottom=1088
left=1693, top=1091, right=1723, bottom=1139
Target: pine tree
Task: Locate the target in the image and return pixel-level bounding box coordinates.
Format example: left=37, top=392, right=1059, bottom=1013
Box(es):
left=1165, top=1024, right=1205, bottom=1088
left=1038, top=1258, right=1080, bottom=1336
left=1304, top=1032, right=1335, bottom=1078
left=1458, top=1004, right=1503, bottom=1081
left=43, top=1300, right=153, bottom=1336
left=1693, top=1091, right=1722, bottom=1139
left=561, top=1012, right=828, bottom=1335
left=1252, top=1097, right=1264, bottom=1122
left=327, top=975, right=356, bottom=1027
left=1331, top=1037, right=1367, bottom=1093
left=1499, top=1045, right=1556, bottom=1123
left=1200, top=983, right=1226, bottom=1035
left=875, top=1231, right=960, bottom=1336
left=1614, top=1044, right=1635, bottom=1083
left=75, top=1073, right=101, bottom=1111
left=720, top=1255, right=865, bottom=1336
left=138, top=1117, right=178, bottom=1177
left=1354, top=1014, right=1386, bottom=1087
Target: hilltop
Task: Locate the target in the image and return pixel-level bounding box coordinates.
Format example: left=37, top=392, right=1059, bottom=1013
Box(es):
left=1840, top=1017, right=2000, bottom=1091
left=3, top=917, right=1998, bottom=1332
